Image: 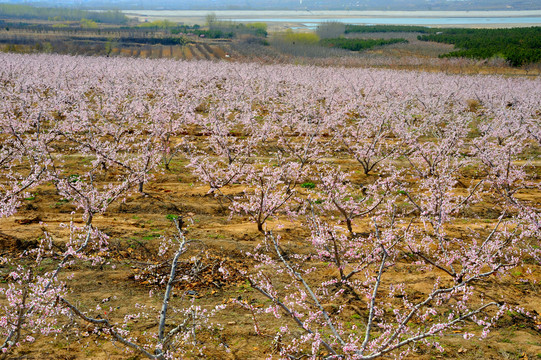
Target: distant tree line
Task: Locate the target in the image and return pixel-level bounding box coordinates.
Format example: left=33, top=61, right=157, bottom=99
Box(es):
left=323, top=24, right=541, bottom=66
left=137, top=20, right=267, bottom=39
left=171, top=26, right=235, bottom=39
left=0, top=4, right=128, bottom=24
left=135, top=21, right=234, bottom=39
left=118, top=36, right=186, bottom=45
left=0, top=34, right=187, bottom=46
left=208, top=21, right=268, bottom=38
left=320, top=37, right=408, bottom=51
left=418, top=27, right=541, bottom=66
left=316, top=21, right=346, bottom=39
left=345, top=25, right=433, bottom=34
left=271, top=29, right=407, bottom=56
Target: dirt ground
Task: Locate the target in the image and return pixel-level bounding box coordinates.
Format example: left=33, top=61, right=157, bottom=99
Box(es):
left=1, top=137, right=540, bottom=360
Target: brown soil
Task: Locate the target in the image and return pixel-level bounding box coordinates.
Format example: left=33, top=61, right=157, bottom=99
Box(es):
left=1, top=142, right=540, bottom=360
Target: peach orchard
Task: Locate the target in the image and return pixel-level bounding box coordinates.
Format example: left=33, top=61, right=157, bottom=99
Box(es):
left=0, top=53, right=540, bottom=359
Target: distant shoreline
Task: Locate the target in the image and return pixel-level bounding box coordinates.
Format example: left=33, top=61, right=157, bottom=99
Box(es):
left=123, top=9, right=541, bottom=29
left=124, top=10, right=541, bottom=18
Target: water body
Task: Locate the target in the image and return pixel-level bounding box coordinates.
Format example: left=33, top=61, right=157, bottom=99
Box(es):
left=124, top=10, right=541, bottom=27
left=229, top=17, right=541, bottom=26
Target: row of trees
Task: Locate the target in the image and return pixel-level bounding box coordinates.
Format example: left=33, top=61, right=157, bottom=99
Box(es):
left=320, top=37, right=408, bottom=51
left=419, top=27, right=541, bottom=66
left=317, top=23, right=541, bottom=66
left=271, top=29, right=406, bottom=58
left=0, top=53, right=539, bottom=358
left=344, top=24, right=432, bottom=34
